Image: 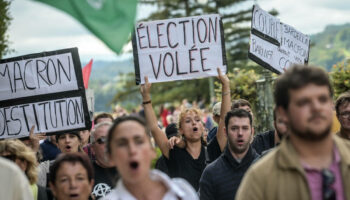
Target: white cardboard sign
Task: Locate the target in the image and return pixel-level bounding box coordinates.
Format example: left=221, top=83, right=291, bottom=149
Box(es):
left=0, top=48, right=92, bottom=139
left=0, top=96, right=86, bottom=138
left=0, top=53, right=78, bottom=101
left=249, top=5, right=310, bottom=73
left=132, top=14, right=227, bottom=84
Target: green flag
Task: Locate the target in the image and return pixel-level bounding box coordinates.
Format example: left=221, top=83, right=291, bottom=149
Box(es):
left=34, top=0, right=138, bottom=54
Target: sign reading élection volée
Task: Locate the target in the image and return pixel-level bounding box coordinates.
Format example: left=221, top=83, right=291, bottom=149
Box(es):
left=132, top=14, right=227, bottom=84
left=0, top=48, right=92, bottom=139
left=248, top=5, right=310, bottom=74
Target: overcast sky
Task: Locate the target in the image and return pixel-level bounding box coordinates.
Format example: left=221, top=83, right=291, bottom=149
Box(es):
left=5, top=0, right=350, bottom=62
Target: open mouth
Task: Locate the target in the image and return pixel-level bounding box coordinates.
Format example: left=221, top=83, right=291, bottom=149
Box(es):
left=237, top=139, right=244, bottom=145
left=69, top=194, right=79, bottom=198
left=130, top=161, right=139, bottom=170
left=193, top=127, right=198, bottom=132
left=65, top=145, right=71, bottom=151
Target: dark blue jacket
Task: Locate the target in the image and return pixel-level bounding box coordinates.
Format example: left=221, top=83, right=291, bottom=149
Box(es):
left=199, top=146, right=259, bottom=200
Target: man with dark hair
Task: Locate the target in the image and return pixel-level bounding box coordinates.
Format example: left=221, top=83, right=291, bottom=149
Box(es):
left=199, top=109, right=259, bottom=200
left=207, top=99, right=255, bottom=163
left=231, top=99, right=254, bottom=119
left=236, top=65, right=350, bottom=200
left=251, top=108, right=288, bottom=155
left=335, top=91, right=350, bottom=140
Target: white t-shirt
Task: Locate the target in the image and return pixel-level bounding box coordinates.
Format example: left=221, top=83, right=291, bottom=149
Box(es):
left=103, top=169, right=198, bottom=200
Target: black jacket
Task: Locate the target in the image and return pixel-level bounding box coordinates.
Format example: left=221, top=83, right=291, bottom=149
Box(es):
left=199, top=146, right=259, bottom=200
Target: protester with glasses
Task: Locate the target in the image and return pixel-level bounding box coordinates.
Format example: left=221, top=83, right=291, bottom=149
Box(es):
left=236, top=65, right=350, bottom=200
left=335, top=91, right=350, bottom=140
left=90, top=121, right=119, bottom=199
left=0, top=139, right=50, bottom=200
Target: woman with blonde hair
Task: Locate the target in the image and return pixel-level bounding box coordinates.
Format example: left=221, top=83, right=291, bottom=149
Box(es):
left=140, top=68, right=231, bottom=190
left=0, top=139, right=49, bottom=200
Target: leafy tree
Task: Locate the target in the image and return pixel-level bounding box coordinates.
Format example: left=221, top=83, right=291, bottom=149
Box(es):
left=330, top=61, right=350, bottom=99
left=0, top=0, right=12, bottom=58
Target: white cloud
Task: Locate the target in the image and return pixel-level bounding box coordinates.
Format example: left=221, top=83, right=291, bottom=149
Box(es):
left=5, top=0, right=350, bottom=62
left=257, top=0, right=350, bottom=34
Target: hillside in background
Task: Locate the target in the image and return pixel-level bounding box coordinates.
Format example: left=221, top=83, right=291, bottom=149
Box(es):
left=84, top=59, right=135, bottom=112
left=88, top=23, right=350, bottom=112
left=309, top=23, right=350, bottom=70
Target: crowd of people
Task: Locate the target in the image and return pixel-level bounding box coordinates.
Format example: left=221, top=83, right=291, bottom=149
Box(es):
left=1, top=64, right=350, bottom=200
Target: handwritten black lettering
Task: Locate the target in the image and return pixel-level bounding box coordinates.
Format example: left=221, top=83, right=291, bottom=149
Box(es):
left=197, top=18, right=208, bottom=43
left=191, top=19, right=196, bottom=45
left=24, top=60, right=36, bottom=90
left=36, top=59, right=50, bottom=89
left=38, top=102, right=49, bottom=129
left=189, top=46, right=199, bottom=73
left=137, top=24, right=147, bottom=49
left=149, top=54, right=162, bottom=79
left=156, top=23, right=166, bottom=48
left=146, top=26, right=157, bottom=48
left=10, top=106, right=21, bottom=135
left=200, top=47, right=210, bottom=71
left=56, top=100, right=66, bottom=127
left=49, top=101, right=58, bottom=128
left=0, top=109, right=5, bottom=136
left=57, top=56, right=72, bottom=84
left=0, top=64, right=13, bottom=93
left=13, top=62, right=26, bottom=93
left=252, top=39, right=273, bottom=60
left=175, top=51, right=187, bottom=75
left=167, top=22, right=178, bottom=48
left=19, top=104, right=30, bottom=132
left=179, top=20, right=189, bottom=45
left=46, top=59, right=58, bottom=85
left=32, top=104, right=40, bottom=131
left=208, top=17, right=218, bottom=43
left=163, top=52, right=175, bottom=77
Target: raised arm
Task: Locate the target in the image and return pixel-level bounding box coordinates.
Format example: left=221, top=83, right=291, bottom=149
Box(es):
left=140, top=76, right=171, bottom=158
left=216, top=68, right=231, bottom=152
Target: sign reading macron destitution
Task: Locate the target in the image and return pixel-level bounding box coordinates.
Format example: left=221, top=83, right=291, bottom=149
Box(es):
left=248, top=5, right=310, bottom=74
left=132, top=14, right=227, bottom=84
left=0, top=48, right=92, bottom=139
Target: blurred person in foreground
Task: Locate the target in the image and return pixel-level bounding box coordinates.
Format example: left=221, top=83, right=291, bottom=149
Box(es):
left=0, top=156, right=33, bottom=200
left=0, top=139, right=49, bottom=200
left=104, top=115, right=198, bottom=200
left=236, top=65, right=350, bottom=200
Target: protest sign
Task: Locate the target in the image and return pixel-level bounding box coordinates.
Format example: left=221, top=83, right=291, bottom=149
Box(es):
left=0, top=48, right=92, bottom=139
left=132, top=14, right=227, bottom=84
left=86, top=89, right=94, bottom=116
left=248, top=5, right=310, bottom=74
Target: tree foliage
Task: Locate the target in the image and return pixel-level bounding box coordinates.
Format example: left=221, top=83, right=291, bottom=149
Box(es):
left=215, top=68, right=259, bottom=111
left=0, top=0, right=12, bottom=58
left=330, top=61, right=350, bottom=99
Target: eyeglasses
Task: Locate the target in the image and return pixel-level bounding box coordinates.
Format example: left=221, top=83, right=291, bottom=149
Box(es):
left=339, top=112, right=350, bottom=119
left=2, top=155, right=17, bottom=162
left=95, top=137, right=106, bottom=145
left=322, top=169, right=336, bottom=200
